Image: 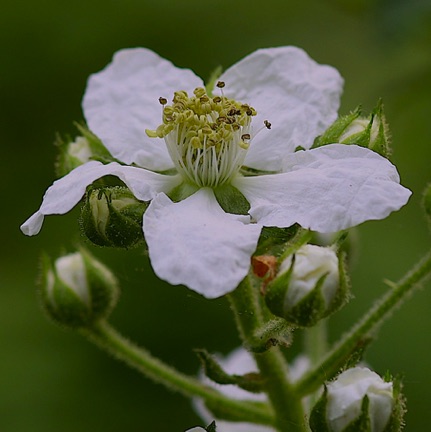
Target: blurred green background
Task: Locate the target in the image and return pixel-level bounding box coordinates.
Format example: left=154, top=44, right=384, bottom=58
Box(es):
left=2, top=0, right=431, bottom=430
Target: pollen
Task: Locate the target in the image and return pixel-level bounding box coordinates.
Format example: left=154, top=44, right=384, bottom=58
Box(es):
left=146, top=86, right=257, bottom=187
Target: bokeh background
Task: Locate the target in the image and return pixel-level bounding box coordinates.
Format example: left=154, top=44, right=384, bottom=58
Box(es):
left=2, top=0, right=431, bottom=430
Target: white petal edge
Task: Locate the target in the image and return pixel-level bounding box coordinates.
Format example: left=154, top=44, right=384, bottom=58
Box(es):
left=143, top=188, right=262, bottom=298
left=233, top=144, right=411, bottom=233
left=219, top=47, right=343, bottom=171
left=83, top=48, right=204, bottom=171
left=21, top=161, right=181, bottom=236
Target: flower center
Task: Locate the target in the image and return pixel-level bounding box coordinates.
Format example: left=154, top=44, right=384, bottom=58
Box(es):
left=146, top=84, right=257, bottom=187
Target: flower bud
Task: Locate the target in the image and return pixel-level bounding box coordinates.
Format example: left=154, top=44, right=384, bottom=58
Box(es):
left=55, top=125, right=113, bottom=177
left=265, top=245, right=349, bottom=327
left=310, top=367, right=396, bottom=432
left=40, top=249, right=119, bottom=328
left=80, top=186, right=148, bottom=249
left=313, top=101, right=391, bottom=157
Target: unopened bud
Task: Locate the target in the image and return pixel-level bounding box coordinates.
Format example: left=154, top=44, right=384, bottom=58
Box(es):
left=55, top=125, right=113, bottom=177
left=40, top=249, right=119, bottom=328
left=265, top=245, right=349, bottom=327
left=313, top=101, right=391, bottom=157
left=310, top=367, right=398, bottom=432
left=55, top=135, right=92, bottom=177
left=80, top=186, right=148, bottom=249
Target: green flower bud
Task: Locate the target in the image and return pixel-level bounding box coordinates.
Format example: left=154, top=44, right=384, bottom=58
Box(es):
left=80, top=186, right=148, bottom=249
left=313, top=101, right=391, bottom=157
left=40, top=249, right=119, bottom=328
left=310, top=367, right=399, bottom=432
left=55, top=125, right=113, bottom=177
left=265, top=245, right=350, bottom=327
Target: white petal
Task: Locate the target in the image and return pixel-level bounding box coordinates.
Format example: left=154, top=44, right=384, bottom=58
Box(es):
left=219, top=47, right=343, bottom=171
left=233, top=144, right=411, bottom=233
left=83, top=48, right=204, bottom=170
left=143, top=188, right=261, bottom=298
left=21, top=161, right=180, bottom=236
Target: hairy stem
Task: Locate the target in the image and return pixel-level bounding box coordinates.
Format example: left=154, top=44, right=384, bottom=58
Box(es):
left=228, top=277, right=308, bottom=432
left=295, top=250, right=431, bottom=396
left=82, top=321, right=274, bottom=426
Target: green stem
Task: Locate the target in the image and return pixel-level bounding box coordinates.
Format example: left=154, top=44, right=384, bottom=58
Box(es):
left=295, top=250, right=431, bottom=396
left=228, top=277, right=308, bottom=432
left=82, top=321, right=274, bottom=426
left=304, top=320, right=328, bottom=366
left=303, top=320, right=328, bottom=407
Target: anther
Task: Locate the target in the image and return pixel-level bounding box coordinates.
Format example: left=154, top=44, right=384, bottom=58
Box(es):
left=193, top=87, right=206, bottom=98
left=241, top=134, right=251, bottom=140
left=159, top=97, right=167, bottom=105
left=264, top=120, right=272, bottom=129
left=216, top=81, right=225, bottom=88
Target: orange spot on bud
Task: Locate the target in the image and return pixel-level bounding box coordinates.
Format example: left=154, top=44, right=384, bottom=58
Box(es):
left=252, top=255, right=277, bottom=280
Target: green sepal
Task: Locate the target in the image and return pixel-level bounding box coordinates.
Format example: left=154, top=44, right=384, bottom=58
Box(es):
left=309, top=386, right=331, bottom=432
left=80, top=186, right=147, bottom=249
left=213, top=184, right=250, bottom=215
left=366, top=100, right=391, bottom=157
left=255, top=225, right=300, bottom=256
left=194, top=349, right=264, bottom=393
left=313, top=106, right=362, bottom=149
left=80, top=248, right=119, bottom=320
left=382, top=374, right=406, bottom=432
left=167, top=181, right=199, bottom=202
left=264, top=256, right=294, bottom=319
left=342, top=395, right=371, bottom=432
left=284, top=271, right=328, bottom=327
left=327, top=250, right=351, bottom=316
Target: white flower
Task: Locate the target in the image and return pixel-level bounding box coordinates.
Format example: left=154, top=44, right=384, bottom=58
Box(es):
left=21, top=47, right=411, bottom=298
left=326, top=367, right=394, bottom=432
left=194, top=347, right=310, bottom=432
left=280, top=244, right=339, bottom=310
